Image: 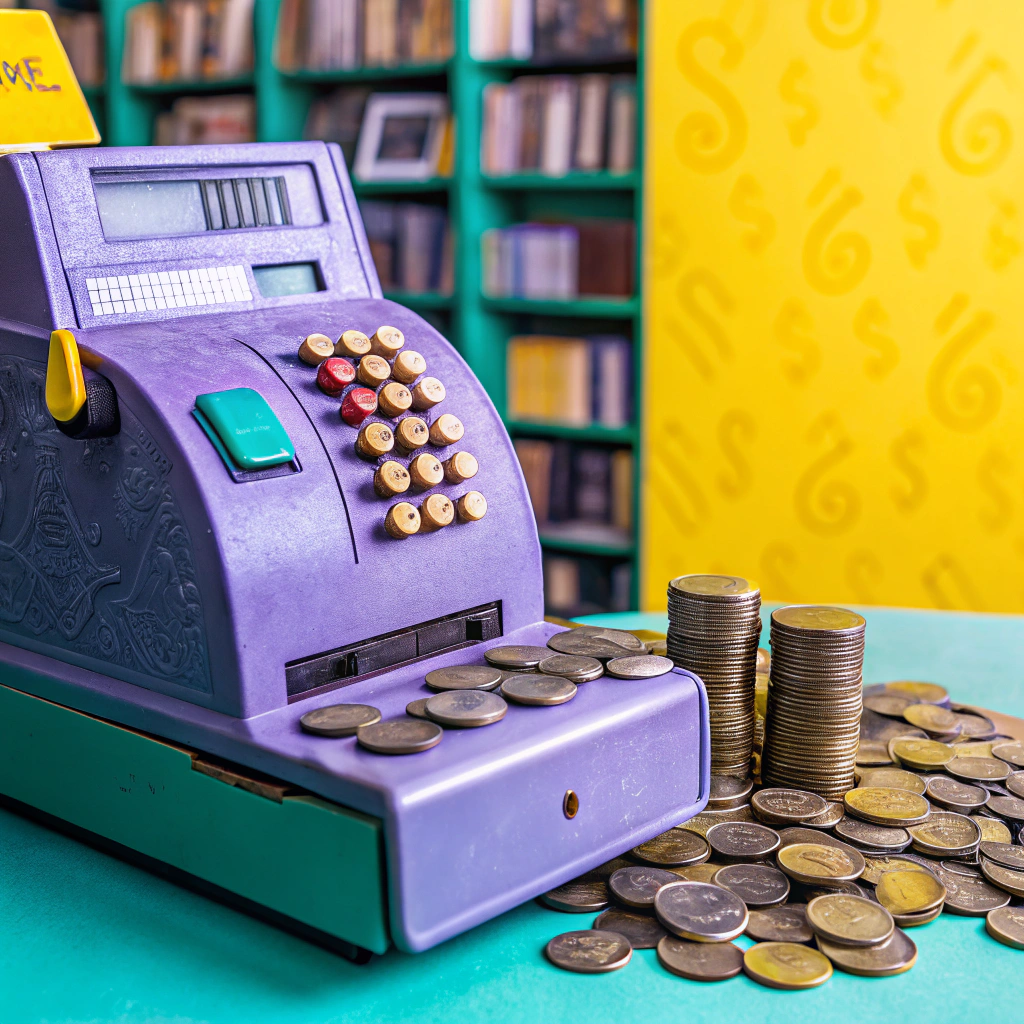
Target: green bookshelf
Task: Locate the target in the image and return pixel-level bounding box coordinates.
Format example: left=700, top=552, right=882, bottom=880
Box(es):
left=87, top=0, right=644, bottom=615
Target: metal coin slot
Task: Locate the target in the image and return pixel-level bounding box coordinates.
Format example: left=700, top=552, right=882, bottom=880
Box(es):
left=563, top=790, right=579, bottom=819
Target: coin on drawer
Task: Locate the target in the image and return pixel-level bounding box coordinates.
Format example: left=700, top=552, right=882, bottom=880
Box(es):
left=429, top=413, right=464, bottom=446
left=298, top=333, right=334, bottom=365
left=377, top=381, right=413, bottom=418
left=411, top=376, right=445, bottom=410
left=385, top=501, right=420, bottom=539
left=356, top=354, right=391, bottom=388
left=456, top=491, right=487, bottom=522
left=369, top=325, right=405, bottom=358
left=443, top=451, right=478, bottom=484
left=356, top=421, right=394, bottom=459
left=420, top=493, right=455, bottom=531
left=409, top=452, right=443, bottom=489
left=374, top=460, right=411, bottom=498
left=392, top=349, right=426, bottom=384
left=394, top=416, right=429, bottom=453
left=336, top=329, right=371, bottom=358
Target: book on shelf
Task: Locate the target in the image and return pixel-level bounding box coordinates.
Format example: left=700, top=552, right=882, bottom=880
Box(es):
left=482, top=219, right=635, bottom=300
left=506, top=334, right=631, bottom=429
left=544, top=554, right=632, bottom=616
left=361, top=200, right=454, bottom=295
left=154, top=95, right=255, bottom=144
left=37, top=6, right=105, bottom=88
left=481, top=73, right=636, bottom=176
left=304, top=86, right=372, bottom=164
left=122, top=0, right=254, bottom=85
left=275, top=0, right=453, bottom=72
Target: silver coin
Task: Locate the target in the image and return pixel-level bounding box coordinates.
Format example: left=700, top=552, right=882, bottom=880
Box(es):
left=1005, top=772, right=1024, bottom=800
left=981, top=860, right=1024, bottom=897
left=713, top=863, right=791, bottom=908
left=425, top=689, right=507, bottom=728
left=546, top=625, right=646, bottom=660
left=484, top=644, right=552, bottom=670
left=605, top=655, right=674, bottom=680
left=656, top=936, right=746, bottom=981
left=424, top=664, right=503, bottom=692
left=406, top=697, right=431, bottom=720
left=540, top=880, right=609, bottom=913
left=593, top=908, right=668, bottom=949
left=981, top=841, right=1024, bottom=870
left=834, top=818, right=911, bottom=853
left=752, top=788, right=829, bottom=824
left=632, top=828, right=710, bottom=867
left=927, top=776, right=988, bottom=813
left=707, top=821, right=782, bottom=861
left=992, top=740, right=1024, bottom=768
left=745, top=904, right=813, bottom=943
left=803, top=802, right=846, bottom=829
left=538, top=654, right=604, bottom=682
left=935, top=863, right=1011, bottom=916
left=947, top=756, right=1010, bottom=782
left=356, top=718, right=442, bottom=754
left=669, top=573, right=760, bottom=599
left=545, top=930, right=632, bottom=973
left=654, top=881, right=749, bottom=941
left=986, top=794, right=1024, bottom=821
left=500, top=673, right=577, bottom=706
left=608, top=865, right=679, bottom=909
left=709, top=776, right=754, bottom=810
left=299, top=703, right=381, bottom=737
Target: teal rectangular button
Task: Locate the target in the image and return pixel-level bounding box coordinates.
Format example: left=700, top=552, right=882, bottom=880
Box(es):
left=195, top=388, right=294, bottom=471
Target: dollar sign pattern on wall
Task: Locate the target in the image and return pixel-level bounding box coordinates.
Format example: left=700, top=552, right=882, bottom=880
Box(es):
left=779, top=59, right=820, bottom=146
left=807, top=0, right=879, bottom=50
left=853, top=298, right=899, bottom=381
left=897, top=174, right=941, bottom=269
left=794, top=411, right=861, bottom=536
left=728, top=174, right=776, bottom=252
left=803, top=170, right=871, bottom=295
left=859, top=38, right=903, bottom=118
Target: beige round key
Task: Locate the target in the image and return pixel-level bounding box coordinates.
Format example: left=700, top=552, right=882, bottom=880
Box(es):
left=420, top=493, right=455, bottom=531
left=429, top=413, right=464, bottom=446
left=298, top=333, right=334, bottom=366
left=356, top=421, right=394, bottom=459
left=411, top=377, right=445, bottom=411
left=408, top=452, right=444, bottom=490
left=444, top=451, right=478, bottom=485
left=356, top=354, right=391, bottom=388
left=394, top=416, right=430, bottom=453
left=392, top=350, right=426, bottom=385
left=385, top=501, right=420, bottom=539
left=369, top=325, right=405, bottom=358
left=457, top=491, right=487, bottom=522
left=374, top=460, right=411, bottom=498
left=377, top=381, right=413, bottom=418
left=336, top=329, right=371, bottom=358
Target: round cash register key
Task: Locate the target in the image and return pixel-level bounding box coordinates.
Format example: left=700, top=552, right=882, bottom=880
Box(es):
left=356, top=421, right=394, bottom=459
left=408, top=453, right=444, bottom=490
left=654, top=881, right=749, bottom=941
left=298, top=333, right=334, bottom=365
left=384, top=501, right=420, bottom=539
left=356, top=354, right=391, bottom=388
left=377, top=381, right=413, bottom=418
left=424, top=664, right=503, bottom=692
left=545, top=930, right=632, bottom=974
left=394, top=416, right=429, bottom=453
left=373, top=460, right=411, bottom=498
left=335, top=329, right=371, bottom=358
left=484, top=645, right=552, bottom=670
left=391, top=349, right=427, bottom=385
left=429, top=413, right=464, bottom=446
left=299, top=703, right=381, bottom=737
left=340, top=387, right=377, bottom=426
left=443, top=451, right=478, bottom=485
left=369, top=325, right=405, bottom=358
left=316, top=356, right=356, bottom=396
left=605, top=654, right=674, bottom=680
left=424, top=689, right=508, bottom=728
left=499, top=673, right=576, bottom=706
left=356, top=718, right=442, bottom=755
left=411, top=376, right=445, bottom=411
left=456, top=491, right=487, bottom=522
left=419, top=493, right=454, bottom=531
left=538, top=654, right=604, bottom=683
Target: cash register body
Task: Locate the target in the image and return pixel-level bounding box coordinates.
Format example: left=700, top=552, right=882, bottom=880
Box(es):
left=0, top=142, right=709, bottom=953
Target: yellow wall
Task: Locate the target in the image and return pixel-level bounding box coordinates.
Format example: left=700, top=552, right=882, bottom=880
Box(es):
left=643, top=0, right=1024, bottom=614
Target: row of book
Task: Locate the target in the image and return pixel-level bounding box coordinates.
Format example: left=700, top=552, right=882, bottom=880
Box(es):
left=276, top=0, right=453, bottom=72
left=482, top=74, right=635, bottom=177
left=123, top=0, right=254, bottom=84
left=470, top=0, right=637, bottom=62
left=544, top=554, right=632, bottom=616
left=153, top=95, right=254, bottom=145
left=507, top=335, right=631, bottom=429
left=362, top=201, right=454, bottom=295
left=482, top=220, right=634, bottom=300
left=43, top=5, right=105, bottom=87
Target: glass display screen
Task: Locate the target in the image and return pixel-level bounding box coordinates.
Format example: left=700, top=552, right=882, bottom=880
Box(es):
left=94, top=180, right=210, bottom=240
left=253, top=262, right=323, bottom=297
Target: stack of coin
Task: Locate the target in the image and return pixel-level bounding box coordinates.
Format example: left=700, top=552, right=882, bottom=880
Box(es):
left=761, top=606, right=866, bottom=800
left=667, top=575, right=762, bottom=776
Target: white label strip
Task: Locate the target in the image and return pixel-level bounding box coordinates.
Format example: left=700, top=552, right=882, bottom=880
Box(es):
left=85, top=266, right=253, bottom=317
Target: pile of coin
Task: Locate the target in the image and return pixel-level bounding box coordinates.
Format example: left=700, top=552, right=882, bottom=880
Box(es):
left=761, top=606, right=866, bottom=799
left=667, top=575, right=762, bottom=776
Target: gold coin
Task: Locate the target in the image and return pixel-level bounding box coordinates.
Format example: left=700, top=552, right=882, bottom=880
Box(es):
left=986, top=906, right=1024, bottom=950
left=856, top=740, right=893, bottom=766
left=891, top=904, right=943, bottom=928
left=884, top=681, right=949, bottom=704
left=903, top=703, right=960, bottom=735
left=973, top=816, right=1012, bottom=844
left=861, top=855, right=937, bottom=886
left=875, top=869, right=946, bottom=915
left=742, top=942, right=833, bottom=990
left=889, top=738, right=954, bottom=770
left=668, top=863, right=724, bottom=883
left=815, top=928, right=917, bottom=977
left=806, top=893, right=894, bottom=947
left=777, top=843, right=864, bottom=884
left=855, top=768, right=926, bottom=795
left=843, top=787, right=930, bottom=826
left=954, top=741, right=996, bottom=759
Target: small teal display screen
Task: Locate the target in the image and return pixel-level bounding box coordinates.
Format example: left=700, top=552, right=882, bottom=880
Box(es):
left=252, top=262, right=323, bottom=297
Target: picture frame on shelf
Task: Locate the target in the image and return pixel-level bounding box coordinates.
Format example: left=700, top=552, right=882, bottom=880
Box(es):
left=353, top=93, right=449, bottom=182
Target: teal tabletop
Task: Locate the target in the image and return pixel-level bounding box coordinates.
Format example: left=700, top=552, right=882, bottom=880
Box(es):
left=3, top=607, right=1024, bottom=1024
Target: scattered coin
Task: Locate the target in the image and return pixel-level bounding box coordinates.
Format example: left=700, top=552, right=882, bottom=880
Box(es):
left=743, top=942, right=833, bottom=990
left=713, top=863, right=790, bottom=907
left=577, top=857, right=633, bottom=882
left=992, top=740, right=1024, bottom=768
left=299, top=703, right=381, bottom=737
left=708, top=775, right=754, bottom=810
left=752, top=788, right=829, bottom=825
left=483, top=644, right=552, bottom=670
left=706, top=821, right=781, bottom=861
left=908, top=812, right=981, bottom=857
left=669, top=862, right=725, bottom=883
left=980, top=859, right=1024, bottom=898
left=950, top=709, right=996, bottom=740
left=679, top=805, right=755, bottom=836
left=405, top=697, right=431, bottom=720
left=986, top=906, right=1024, bottom=950
left=860, top=854, right=940, bottom=886
left=654, top=881, right=749, bottom=941
left=815, top=928, right=917, bottom=977
left=777, top=843, right=865, bottom=885
left=605, top=654, right=674, bottom=679
left=986, top=794, right=1024, bottom=822
left=875, top=869, right=946, bottom=915
left=632, top=828, right=710, bottom=867
left=608, top=866, right=679, bottom=909
left=882, top=681, right=949, bottom=705
left=934, top=863, right=1010, bottom=916
left=593, top=908, right=667, bottom=949
left=834, top=818, right=912, bottom=853
left=777, top=827, right=853, bottom=851
left=974, top=817, right=1013, bottom=844
left=889, top=738, right=954, bottom=771
left=546, top=930, right=632, bottom=973
left=424, top=689, right=507, bottom=728
left=946, top=756, right=1010, bottom=782
left=1005, top=772, right=1024, bottom=800
left=537, top=654, right=604, bottom=683
left=499, top=673, right=577, bottom=706
left=903, top=703, right=961, bottom=738
left=424, top=665, right=503, bottom=692
left=356, top=718, right=442, bottom=755
left=856, top=767, right=927, bottom=795
left=656, top=936, right=745, bottom=981
left=746, top=904, right=813, bottom=943
left=546, top=625, right=646, bottom=660
left=863, top=695, right=915, bottom=718
left=844, top=787, right=930, bottom=826
left=806, top=893, right=894, bottom=947
left=792, top=879, right=866, bottom=901
left=804, top=802, right=846, bottom=829
left=891, top=904, right=943, bottom=927
left=981, top=841, right=1024, bottom=870
left=540, top=880, right=610, bottom=913
left=926, top=776, right=988, bottom=813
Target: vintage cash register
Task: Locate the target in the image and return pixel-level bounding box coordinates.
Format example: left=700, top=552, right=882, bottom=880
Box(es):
left=0, top=140, right=710, bottom=957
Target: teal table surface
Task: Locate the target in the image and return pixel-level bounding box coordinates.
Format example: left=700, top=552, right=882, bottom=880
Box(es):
left=3, top=607, right=1024, bottom=1024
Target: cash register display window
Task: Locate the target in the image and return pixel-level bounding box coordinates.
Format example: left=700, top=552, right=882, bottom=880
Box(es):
left=252, top=263, right=323, bottom=297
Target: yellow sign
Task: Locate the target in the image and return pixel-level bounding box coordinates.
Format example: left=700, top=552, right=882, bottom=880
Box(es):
left=0, top=10, right=100, bottom=152
left=644, top=1, right=1024, bottom=614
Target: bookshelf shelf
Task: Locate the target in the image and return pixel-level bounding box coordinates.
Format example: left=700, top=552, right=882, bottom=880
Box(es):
left=539, top=532, right=636, bottom=558
left=472, top=55, right=637, bottom=72
left=382, top=290, right=454, bottom=310
left=482, top=172, right=637, bottom=191
left=353, top=178, right=452, bottom=196
left=126, top=76, right=255, bottom=94
left=481, top=296, right=639, bottom=318
left=279, top=62, right=450, bottom=83
left=507, top=421, right=636, bottom=445
left=81, top=84, right=107, bottom=98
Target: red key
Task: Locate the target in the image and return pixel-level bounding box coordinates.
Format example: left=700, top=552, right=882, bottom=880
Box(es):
left=341, top=386, right=378, bottom=426
left=317, top=357, right=356, bottom=396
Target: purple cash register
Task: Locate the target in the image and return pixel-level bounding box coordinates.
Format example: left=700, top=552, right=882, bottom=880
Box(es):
left=0, top=142, right=709, bottom=955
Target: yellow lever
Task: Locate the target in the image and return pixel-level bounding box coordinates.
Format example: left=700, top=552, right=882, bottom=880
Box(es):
left=46, top=329, right=86, bottom=423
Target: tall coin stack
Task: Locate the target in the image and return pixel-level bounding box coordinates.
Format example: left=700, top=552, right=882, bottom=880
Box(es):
left=666, top=575, right=761, bottom=776
left=761, top=605, right=866, bottom=800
